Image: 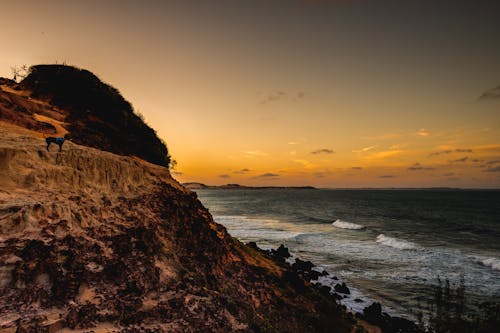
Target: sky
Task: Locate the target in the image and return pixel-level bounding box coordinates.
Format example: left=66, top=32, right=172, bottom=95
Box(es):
left=1, top=0, right=500, bottom=188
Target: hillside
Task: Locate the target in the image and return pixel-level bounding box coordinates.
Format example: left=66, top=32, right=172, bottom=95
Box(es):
left=11, top=65, right=170, bottom=167
left=0, top=66, right=356, bottom=332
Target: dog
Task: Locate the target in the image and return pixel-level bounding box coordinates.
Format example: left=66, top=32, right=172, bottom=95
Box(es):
left=46, top=136, right=67, bottom=152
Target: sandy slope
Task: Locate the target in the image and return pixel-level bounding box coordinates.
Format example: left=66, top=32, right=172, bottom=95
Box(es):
left=0, top=121, right=356, bottom=332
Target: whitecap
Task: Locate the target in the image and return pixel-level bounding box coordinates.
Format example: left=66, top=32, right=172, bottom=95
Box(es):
left=332, top=219, right=365, bottom=230
left=481, top=258, right=500, bottom=271
left=375, top=234, right=416, bottom=250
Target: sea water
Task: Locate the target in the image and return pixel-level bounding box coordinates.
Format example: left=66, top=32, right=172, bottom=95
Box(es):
left=194, top=189, right=500, bottom=318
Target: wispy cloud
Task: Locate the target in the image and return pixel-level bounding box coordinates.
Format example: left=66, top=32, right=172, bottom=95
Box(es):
left=407, top=163, right=435, bottom=171
left=172, top=171, right=183, bottom=176
left=352, top=145, right=377, bottom=153
left=483, top=166, right=500, bottom=172
left=473, top=144, right=500, bottom=152
left=254, top=173, right=280, bottom=179
left=366, top=150, right=403, bottom=160
left=429, top=148, right=473, bottom=157
left=351, top=166, right=363, bottom=170
left=259, top=90, right=306, bottom=104
left=288, top=141, right=300, bottom=145
left=479, top=84, right=500, bottom=100
left=379, top=175, right=396, bottom=178
left=244, top=150, right=269, bottom=157
left=234, top=168, right=251, bottom=174
left=219, top=174, right=231, bottom=179
left=292, top=159, right=316, bottom=169
left=314, top=171, right=331, bottom=178
left=310, top=148, right=335, bottom=155
left=450, top=156, right=469, bottom=163
left=417, top=128, right=430, bottom=137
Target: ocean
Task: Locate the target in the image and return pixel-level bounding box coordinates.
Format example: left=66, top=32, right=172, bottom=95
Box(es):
left=194, top=189, right=500, bottom=318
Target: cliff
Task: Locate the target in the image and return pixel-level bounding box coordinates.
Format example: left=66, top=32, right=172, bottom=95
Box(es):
left=0, top=66, right=355, bottom=332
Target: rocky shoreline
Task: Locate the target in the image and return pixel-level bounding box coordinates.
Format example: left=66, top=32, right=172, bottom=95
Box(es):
left=248, top=242, right=424, bottom=333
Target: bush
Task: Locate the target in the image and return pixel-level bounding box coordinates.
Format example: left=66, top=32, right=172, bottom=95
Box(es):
left=424, top=277, right=500, bottom=333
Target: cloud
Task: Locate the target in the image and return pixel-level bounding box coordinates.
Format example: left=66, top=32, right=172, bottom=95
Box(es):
left=292, top=159, right=316, bottom=169
left=172, top=171, right=183, bottom=176
left=366, top=150, right=403, bottom=160
left=234, top=168, right=251, bottom=174
left=260, top=90, right=286, bottom=104
left=351, top=166, right=363, bottom=170
left=310, top=148, right=335, bottom=155
left=479, top=85, right=500, bottom=100
left=484, top=159, right=500, bottom=165
left=450, top=156, right=469, bottom=163
left=244, top=150, right=269, bottom=157
left=443, top=172, right=455, bottom=177
left=219, top=174, right=231, bottom=179
left=407, top=163, right=435, bottom=171
left=417, top=128, right=430, bottom=137
left=483, top=166, right=500, bottom=172
left=254, top=173, right=280, bottom=179
left=260, top=90, right=306, bottom=104
left=288, top=142, right=300, bottom=145
left=429, top=148, right=473, bottom=157
left=352, top=145, right=377, bottom=153
left=314, top=171, right=329, bottom=178
left=379, top=175, right=396, bottom=178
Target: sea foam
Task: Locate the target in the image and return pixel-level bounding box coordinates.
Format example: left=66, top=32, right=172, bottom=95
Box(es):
left=376, top=234, right=416, bottom=250
left=481, top=258, right=500, bottom=271
left=332, top=219, right=365, bottom=230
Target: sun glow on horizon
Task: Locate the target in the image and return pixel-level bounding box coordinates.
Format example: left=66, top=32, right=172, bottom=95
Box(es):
left=1, top=0, right=499, bottom=188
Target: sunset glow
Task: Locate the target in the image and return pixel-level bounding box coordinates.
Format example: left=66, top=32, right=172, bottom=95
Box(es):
left=1, top=0, right=499, bottom=187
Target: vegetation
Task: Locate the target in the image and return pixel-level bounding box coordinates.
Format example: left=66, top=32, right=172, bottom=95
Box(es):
left=421, top=277, right=500, bottom=333
left=20, top=64, right=172, bottom=167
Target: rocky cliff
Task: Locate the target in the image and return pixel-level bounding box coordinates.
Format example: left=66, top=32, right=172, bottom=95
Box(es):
left=0, top=67, right=356, bottom=333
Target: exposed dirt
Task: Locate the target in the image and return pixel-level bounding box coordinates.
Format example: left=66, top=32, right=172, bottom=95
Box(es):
left=0, top=122, right=356, bottom=332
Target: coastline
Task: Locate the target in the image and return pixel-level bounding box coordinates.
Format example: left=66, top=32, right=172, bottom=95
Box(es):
left=183, top=182, right=317, bottom=190
left=250, top=242, right=423, bottom=333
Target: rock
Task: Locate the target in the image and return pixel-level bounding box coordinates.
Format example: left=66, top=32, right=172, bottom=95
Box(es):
left=334, top=283, right=350, bottom=294
left=274, top=244, right=291, bottom=259
left=362, top=302, right=424, bottom=333
left=292, top=258, right=314, bottom=272
left=246, top=241, right=260, bottom=250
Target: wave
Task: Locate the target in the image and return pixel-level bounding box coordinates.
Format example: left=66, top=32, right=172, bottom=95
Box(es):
left=332, top=219, right=365, bottom=230
left=376, top=234, right=417, bottom=250
left=481, top=257, right=500, bottom=271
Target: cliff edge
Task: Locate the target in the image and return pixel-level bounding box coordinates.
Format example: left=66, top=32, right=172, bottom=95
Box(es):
left=0, top=66, right=355, bottom=332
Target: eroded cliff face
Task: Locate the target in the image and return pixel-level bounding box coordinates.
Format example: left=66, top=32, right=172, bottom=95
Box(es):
left=0, top=70, right=355, bottom=332
left=0, top=125, right=354, bottom=332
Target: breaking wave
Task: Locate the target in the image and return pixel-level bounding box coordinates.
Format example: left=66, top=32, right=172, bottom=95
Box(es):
left=332, top=219, right=365, bottom=230
left=481, top=257, right=500, bottom=271
left=376, top=234, right=417, bottom=250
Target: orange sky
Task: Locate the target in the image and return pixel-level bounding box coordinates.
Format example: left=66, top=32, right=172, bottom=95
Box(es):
left=1, top=0, right=500, bottom=188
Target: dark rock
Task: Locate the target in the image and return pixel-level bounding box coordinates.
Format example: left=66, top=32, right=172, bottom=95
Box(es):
left=292, top=258, right=314, bottom=272
left=362, top=302, right=424, bottom=333
left=274, top=244, right=291, bottom=259
left=334, top=282, right=350, bottom=294
left=246, top=241, right=260, bottom=250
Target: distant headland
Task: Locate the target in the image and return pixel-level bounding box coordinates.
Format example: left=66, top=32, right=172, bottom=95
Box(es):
left=183, top=182, right=317, bottom=190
